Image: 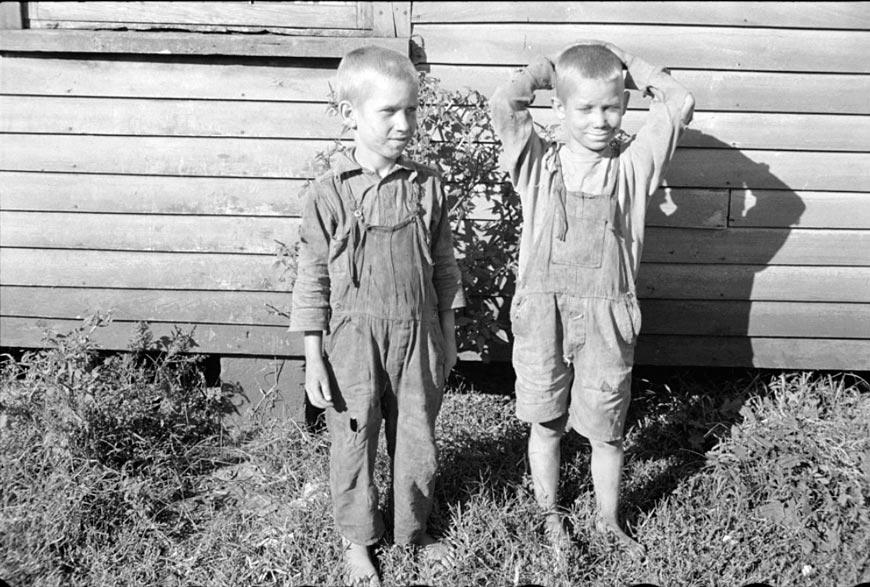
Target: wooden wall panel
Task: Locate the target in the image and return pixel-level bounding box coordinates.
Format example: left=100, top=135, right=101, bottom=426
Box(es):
left=2, top=2, right=869, bottom=369
left=412, top=2, right=870, bottom=30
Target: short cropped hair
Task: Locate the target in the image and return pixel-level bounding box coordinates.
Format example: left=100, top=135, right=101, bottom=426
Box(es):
left=335, top=45, right=419, bottom=104
left=554, top=44, right=624, bottom=99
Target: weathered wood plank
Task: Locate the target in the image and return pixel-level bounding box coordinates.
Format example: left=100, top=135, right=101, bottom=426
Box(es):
left=412, top=2, right=870, bottom=30
left=9, top=95, right=867, bottom=152
left=29, top=1, right=361, bottom=29
left=665, top=150, right=870, bottom=192
left=0, top=96, right=340, bottom=139
left=0, top=211, right=301, bottom=253
left=4, top=135, right=866, bottom=190
left=538, top=110, right=870, bottom=152
left=635, top=113, right=870, bottom=152
left=0, top=317, right=304, bottom=356
left=414, top=23, right=870, bottom=73
left=646, top=188, right=728, bottom=230
left=0, top=56, right=336, bottom=102
left=467, top=336, right=870, bottom=369
left=428, top=66, right=870, bottom=115
left=0, top=172, right=307, bottom=216
left=0, top=30, right=409, bottom=58
left=637, top=264, right=870, bottom=303
left=0, top=2, right=23, bottom=29
left=6, top=285, right=864, bottom=340
left=0, top=286, right=289, bottom=326
left=0, top=134, right=333, bottom=178
left=643, top=227, right=870, bottom=266
left=730, top=190, right=870, bottom=229
left=0, top=249, right=283, bottom=290
left=4, top=249, right=869, bottom=303
left=634, top=335, right=870, bottom=370
left=640, top=300, right=870, bottom=339
left=6, top=210, right=868, bottom=265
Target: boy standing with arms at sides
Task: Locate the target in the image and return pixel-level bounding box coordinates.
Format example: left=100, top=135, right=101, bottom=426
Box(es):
left=289, top=46, right=465, bottom=586
left=491, top=41, right=694, bottom=555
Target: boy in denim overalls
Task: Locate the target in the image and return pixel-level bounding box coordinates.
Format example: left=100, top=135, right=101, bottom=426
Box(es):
left=290, top=46, right=465, bottom=585
left=491, top=41, right=694, bottom=555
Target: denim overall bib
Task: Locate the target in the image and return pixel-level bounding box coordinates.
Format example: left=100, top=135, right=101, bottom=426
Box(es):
left=324, top=169, right=446, bottom=546
left=510, top=143, right=642, bottom=441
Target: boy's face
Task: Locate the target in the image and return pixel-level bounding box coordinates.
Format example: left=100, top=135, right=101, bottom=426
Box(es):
left=341, top=72, right=418, bottom=169
left=552, top=76, right=628, bottom=153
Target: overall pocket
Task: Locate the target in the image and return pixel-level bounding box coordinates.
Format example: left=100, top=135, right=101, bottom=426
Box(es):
left=552, top=192, right=609, bottom=268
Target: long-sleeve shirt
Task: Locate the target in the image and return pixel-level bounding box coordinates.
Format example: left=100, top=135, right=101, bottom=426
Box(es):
left=289, top=149, right=465, bottom=332
left=491, top=51, right=694, bottom=285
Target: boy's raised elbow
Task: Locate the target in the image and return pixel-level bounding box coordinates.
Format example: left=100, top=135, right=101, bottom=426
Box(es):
left=680, top=91, right=696, bottom=126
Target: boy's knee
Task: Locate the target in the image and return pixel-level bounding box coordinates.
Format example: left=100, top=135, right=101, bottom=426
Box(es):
left=589, top=438, right=623, bottom=452
left=531, top=414, right=569, bottom=440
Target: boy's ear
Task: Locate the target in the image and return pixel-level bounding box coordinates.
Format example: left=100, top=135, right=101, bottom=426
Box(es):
left=337, top=100, right=356, bottom=129
left=622, top=90, right=630, bottom=114
left=551, top=96, right=566, bottom=120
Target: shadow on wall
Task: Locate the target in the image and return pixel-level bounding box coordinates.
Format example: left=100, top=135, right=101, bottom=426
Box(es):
left=638, top=128, right=806, bottom=367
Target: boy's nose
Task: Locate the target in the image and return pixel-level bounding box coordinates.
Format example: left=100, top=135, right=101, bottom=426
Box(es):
left=591, top=109, right=608, bottom=127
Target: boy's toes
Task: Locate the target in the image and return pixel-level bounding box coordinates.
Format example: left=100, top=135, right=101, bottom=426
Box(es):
left=343, top=540, right=380, bottom=587
left=595, top=517, right=646, bottom=559
left=544, top=514, right=573, bottom=556
left=418, top=534, right=455, bottom=572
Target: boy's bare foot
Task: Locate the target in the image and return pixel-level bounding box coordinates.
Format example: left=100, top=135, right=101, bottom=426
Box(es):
left=543, top=512, right=573, bottom=555
left=417, top=533, right=454, bottom=572
left=342, top=539, right=380, bottom=587
left=595, top=516, right=646, bottom=559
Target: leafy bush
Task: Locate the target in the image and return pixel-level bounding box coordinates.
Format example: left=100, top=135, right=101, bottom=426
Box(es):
left=274, top=72, right=524, bottom=361
left=0, top=314, right=234, bottom=582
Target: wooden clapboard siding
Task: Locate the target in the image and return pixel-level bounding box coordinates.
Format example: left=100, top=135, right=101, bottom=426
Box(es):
left=0, top=56, right=336, bottom=101
left=0, top=172, right=307, bottom=216
left=412, top=2, right=870, bottom=30
left=730, top=191, right=870, bottom=229
left=414, top=24, right=870, bottom=73
left=0, top=249, right=280, bottom=290
left=633, top=337, right=870, bottom=370
left=0, top=317, right=303, bottom=355
left=0, top=96, right=340, bottom=139
left=5, top=249, right=869, bottom=304
left=5, top=134, right=866, bottom=189
left=412, top=2, right=870, bottom=369
left=28, top=2, right=365, bottom=31
left=1, top=134, right=330, bottom=178
left=1, top=2, right=868, bottom=369
left=0, top=212, right=301, bottom=254
left=427, top=67, right=870, bottom=116
left=5, top=211, right=869, bottom=267
left=1, top=286, right=289, bottom=326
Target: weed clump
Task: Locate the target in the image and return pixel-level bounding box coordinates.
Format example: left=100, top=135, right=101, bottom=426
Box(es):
left=0, top=314, right=234, bottom=583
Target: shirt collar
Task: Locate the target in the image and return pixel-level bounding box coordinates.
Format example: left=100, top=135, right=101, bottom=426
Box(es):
left=332, top=147, right=416, bottom=180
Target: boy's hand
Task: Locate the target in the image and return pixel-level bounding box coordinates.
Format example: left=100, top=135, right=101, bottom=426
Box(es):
left=303, top=332, right=333, bottom=409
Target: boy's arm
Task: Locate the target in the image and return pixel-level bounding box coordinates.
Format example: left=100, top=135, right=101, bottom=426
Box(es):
left=490, top=56, right=555, bottom=198
left=289, top=183, right=333, bottom=332
left=429, top=174, right=464, bottom=378
left=290, top=182, right=335, bottom=408
left=604, top=41, right=695, bottom=197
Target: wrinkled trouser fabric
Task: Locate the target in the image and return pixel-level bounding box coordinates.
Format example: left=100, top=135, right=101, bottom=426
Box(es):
left=325, top=314, right=445, bottom=545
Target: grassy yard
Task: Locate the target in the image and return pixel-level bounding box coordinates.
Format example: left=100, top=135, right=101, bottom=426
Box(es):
left=1, top=326, right=868, bottom=587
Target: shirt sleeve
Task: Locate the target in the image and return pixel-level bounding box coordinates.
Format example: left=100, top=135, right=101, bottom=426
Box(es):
left=288, top=181, right=333, bottom=332
left=490, top=56, right=554, bottom=209
left=622, top=55, right=695, bottom=198
left=429, top=174, right=466, bottom=312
